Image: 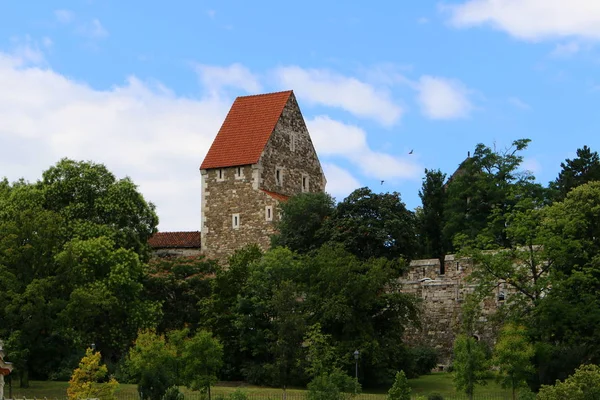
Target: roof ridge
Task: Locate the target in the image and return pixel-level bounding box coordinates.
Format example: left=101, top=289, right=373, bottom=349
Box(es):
left=236, top=90, right=293, bottom=99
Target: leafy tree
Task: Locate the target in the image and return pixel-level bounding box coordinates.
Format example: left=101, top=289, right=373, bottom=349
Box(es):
left=145, top=256, right=216, bottom=332
left=452, top=335, right=488, bottom=400
left=417, top=169, right=447, bottom=262
left=126, top=330, right=178, bottom=400
left=181, top=330, right=223, bottom=400
left=67, top=348, right=118, bottom=400
left=537, top=364, right=600, bottom=400
left=444, top=139, right=544, bottom=250
left=307, top=368, right=360, bottom=400
left=303, top=323, right=337, bottom=379
left=551, top=145, right=600, bottom=200
left=272, top=192, right=335, bottom=253
left=492, top=323, right=534, bottom=400
left=387, top=371, right=411, bottom=400
left=326, top=187, right=417, bottom=261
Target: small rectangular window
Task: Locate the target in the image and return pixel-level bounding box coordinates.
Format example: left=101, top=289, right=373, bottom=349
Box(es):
left=265, top=206, right=273, bottom=221
left=232, top=213, right=240, bottom=229
left=276, top=168, right=283, bottom=186
left=217, top=168, right=225, bottom=181
left=302, top=175, right=309, bottom=192
left=235, top=166, right=243, bottom=179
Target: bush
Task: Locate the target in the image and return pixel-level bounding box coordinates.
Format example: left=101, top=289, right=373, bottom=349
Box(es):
left=228, top=389, right=248, bottom=400
left=537, top=364, right=600, bottom=400
left=427, top=393, right=444, bottom=400
left=162, top=386, right=184, bottom=400
left=307, top=368, right=360, bottom=400
left=387, top=371, right=411, bottom=400
left=407, top=347, right=438, bottom=377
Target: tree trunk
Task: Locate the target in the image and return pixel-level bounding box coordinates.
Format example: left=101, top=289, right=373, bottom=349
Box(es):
left=208, top=385, right=211, bottom=400
left=19, top=369, right=29, bottom=388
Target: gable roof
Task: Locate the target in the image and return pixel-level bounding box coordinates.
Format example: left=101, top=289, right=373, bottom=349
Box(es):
left=148, top=231, right=201, bottom=249
left=200, top=90, right=293, bottom=170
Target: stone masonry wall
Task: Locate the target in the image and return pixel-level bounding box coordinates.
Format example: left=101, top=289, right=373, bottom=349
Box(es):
left=151, top=248, right=202, bottom=258
left=259, top=93, right=325, bottom=196
left=201, top=165, right=281, bottom=263
left=401, top=255, right=510, bottom=367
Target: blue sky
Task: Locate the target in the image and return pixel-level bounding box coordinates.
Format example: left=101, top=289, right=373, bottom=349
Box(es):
left=1, top=1, right=600, bottom=231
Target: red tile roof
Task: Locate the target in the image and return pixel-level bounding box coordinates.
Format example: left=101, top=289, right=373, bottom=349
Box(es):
left=200, top=90, right=293, bottom=170
left=262, top=189, right=289, bottom=202
left=148, top=231, right=201, bottom=249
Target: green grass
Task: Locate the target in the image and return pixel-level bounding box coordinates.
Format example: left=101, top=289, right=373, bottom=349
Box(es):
left=6, top=373, right=513, bottom=400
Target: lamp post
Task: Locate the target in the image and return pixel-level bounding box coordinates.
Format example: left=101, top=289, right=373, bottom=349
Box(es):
left=353, top=350, right=359, bottom=379
left=91, top=343, right=96, bottom=352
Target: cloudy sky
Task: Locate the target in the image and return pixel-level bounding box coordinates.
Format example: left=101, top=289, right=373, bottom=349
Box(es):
left=2, top=1, right=600, bottom=231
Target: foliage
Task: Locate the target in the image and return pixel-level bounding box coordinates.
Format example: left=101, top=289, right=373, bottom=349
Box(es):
left=427, top=394, right=444, bottom=400
left=228, top=389, right=249, bottom=400
left=492, top=324, right=534, bottom=400
left=452, top=335, right=488, bottom=400
left=387, top=371, right=411, bottom=400
left=407, top=346, right=439, bottom=378
left=537, top=364, right=600, bottom=400
left=126, top=330, right=178, bottom=400
left=550, top=145, right=600, bottom=201
left=326, top=187, right=417, bottom=261
left=417, top=169, right=447, bottom=261
left=180, top=330, right=223, bottom=399
left=444, top=139, right=545, bottom=251
left=272, top=192, right=335, bottom=253
left=67, top=348, right=118, bottom=400
left=307, top=368, right=360, bottom=400
left=161, top=386, right=184, bottom=400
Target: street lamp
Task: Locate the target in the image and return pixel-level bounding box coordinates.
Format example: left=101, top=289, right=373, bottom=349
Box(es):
left=91, top=343, right=96, bottom=351
left=353, top=350, right=360, bottom=379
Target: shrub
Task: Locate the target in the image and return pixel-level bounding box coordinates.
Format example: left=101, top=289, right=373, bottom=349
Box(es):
left=537, top=364, right=600, bottom=400
left=387, top=371, right=411, bottom=400
left=427, top=393, right=444, bottom=400
left=408, top=346, right=439, bottom=377
left=229, top=389, right=249, bottom=400
left=162, top=386, right=184, bottom=400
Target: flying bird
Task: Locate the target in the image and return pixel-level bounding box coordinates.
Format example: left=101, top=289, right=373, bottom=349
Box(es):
left=409, top=149, right=414, bottom=155
left=380, top=180, right=385, bottom=185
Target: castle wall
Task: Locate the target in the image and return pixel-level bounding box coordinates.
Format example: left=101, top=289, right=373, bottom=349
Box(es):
left=258, top=94, right=325, bottom=196
left=201, top=165, right=281, bottom=263
left=401, top=256, right=508, bottom=366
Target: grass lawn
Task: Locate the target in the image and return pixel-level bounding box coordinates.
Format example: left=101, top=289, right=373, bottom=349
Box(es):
left=6, top=373, right=513, bottom=400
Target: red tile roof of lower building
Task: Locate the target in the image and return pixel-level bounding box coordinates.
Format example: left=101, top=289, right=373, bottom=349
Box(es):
left=200, top=90, right=293, bottom=170
left=148, top=231, right=201, bottom=249
left=262, top=189, right=289, bottom=202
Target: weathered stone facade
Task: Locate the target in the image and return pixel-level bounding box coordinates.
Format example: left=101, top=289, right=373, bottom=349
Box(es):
left=400, top=255, right=511, bottom=366
left=200, top=91, right=326, bottom=263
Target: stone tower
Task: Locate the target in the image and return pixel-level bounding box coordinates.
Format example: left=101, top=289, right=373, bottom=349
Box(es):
left=199, top=90, right=326, bottom=262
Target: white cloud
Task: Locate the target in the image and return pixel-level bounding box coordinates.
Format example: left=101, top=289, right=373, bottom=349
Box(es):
left=508, top=96, right=531, bottom=110
left=86, top=19, right=109, bottom=38
left=194, top=63, right=261, bottom=95
left=445, top=0, right=600, bottom=41
left=274, top=66, right=403, bottom=126
left=417, top=76, right=473, bottom=119
left=54, top=9, right=74, bottom=24
left=322, top=163, right=361, bottom=200
left=551, top=41, right=581, bottom=57
left=307, top=115, right=421, bottom=180
left=0, top=47, right=232, bottom=231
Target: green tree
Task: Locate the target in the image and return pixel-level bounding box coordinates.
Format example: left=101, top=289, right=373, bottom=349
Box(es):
left=126, top=330, right=178, bottom=400
left=444, top=139, right=544, bottom=250
left=307, top=368, right=360, bottom=400
left=452, top=335, right=488, bottom=400
left=387, top=371, right=411, bottom=400
left=181, top=330, right=223, bottom=400
left=551, top=145, right=600, bottom=200
left=492, top=323, right=534, bottom=400
left=417, top=169, right=447, bottom=263
left=272, top=192, right=335, bottom=253
left=537, top=364, right=600, bottom=400
left=327, top=187, right=417, bottom=261
left=67, top=348, right=118, bottom=400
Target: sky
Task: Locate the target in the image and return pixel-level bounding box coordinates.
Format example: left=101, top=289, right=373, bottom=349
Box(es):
left=1, top=1, right=600, bottom=232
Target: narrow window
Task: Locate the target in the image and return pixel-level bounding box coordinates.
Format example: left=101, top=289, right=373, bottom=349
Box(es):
left=265, top=206, right=273, bottom=221
left=217, top=168, right=225, bottom=181
left=290, top=133, right=296, bottom=151
left=440, top=262, right=445, bottom=275
left=232, top=213, right=240, bottom=229
left=276, top=168, right=283, bottom=186
left=235, top=166, right=243, bottom=179
left=302, top=175, right=309, bottom=192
